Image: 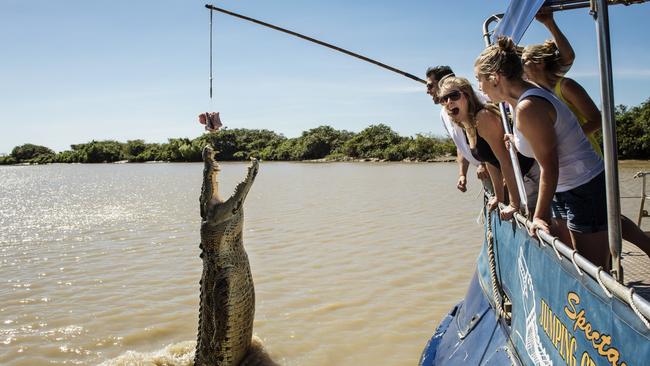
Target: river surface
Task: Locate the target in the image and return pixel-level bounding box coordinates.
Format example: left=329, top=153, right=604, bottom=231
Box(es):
left=1, top=161, right=648, bottom=366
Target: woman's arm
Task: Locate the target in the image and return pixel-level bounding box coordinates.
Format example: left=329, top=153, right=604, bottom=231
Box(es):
left=560, top=78, right=601, bottom=135
left=456, top=148, right=469, bottom=192
left=516, top=98, right=559, bottom=233
left=536, top=11, right=575, bottom=72
left=476, top=109, right=521, bottom=210
left=485, top=162, right=504, bottom=211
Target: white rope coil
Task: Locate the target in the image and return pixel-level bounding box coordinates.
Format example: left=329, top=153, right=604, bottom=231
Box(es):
left=551, top=238, right=563, bottom=261
left=596, top=267, right=614, bottom=298
left=570, top=251, right=584, bottom=276
left=627, top=288, right=650, bottom=330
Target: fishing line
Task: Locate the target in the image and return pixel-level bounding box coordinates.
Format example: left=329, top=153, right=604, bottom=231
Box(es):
left=198, top=8, right=222, bottom=132
left=209, top=8, right=213, bottom=100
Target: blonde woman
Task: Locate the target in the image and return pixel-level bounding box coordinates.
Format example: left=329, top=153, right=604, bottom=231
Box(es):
left=474, top=36, right=608, bottom=268
left=522, top=41, right=602, bottom=156
left=438, top=76, right=538, bottom=219
left=523, top=41, right=650, bottom=259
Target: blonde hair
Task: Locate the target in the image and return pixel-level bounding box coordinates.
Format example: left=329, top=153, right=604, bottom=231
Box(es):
left=522, top=40, right=564, bottom=78
left=438, top=76, right=501, bottom=127
left=475, top=36, right=523, bottom=81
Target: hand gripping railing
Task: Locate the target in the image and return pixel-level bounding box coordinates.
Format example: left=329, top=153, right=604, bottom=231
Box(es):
left=492, top=201, right=650, bottom=329
left=481, top=0, right=642, bottom=284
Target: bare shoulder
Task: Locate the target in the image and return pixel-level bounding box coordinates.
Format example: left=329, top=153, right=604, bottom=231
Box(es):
left=516, top=97, right=552, bottom=122
left=476, top=108, right=498, bottom=122
left=476, top=108, right=498, bottom=120
left=476, top=108, right=502, bottom=132
left=561, top=77, right=588, bottom=98
left=516, top=97, right=554, bottom=135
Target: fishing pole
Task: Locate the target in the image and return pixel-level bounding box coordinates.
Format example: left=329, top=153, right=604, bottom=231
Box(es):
left=204, top=4, right=426, bottom=84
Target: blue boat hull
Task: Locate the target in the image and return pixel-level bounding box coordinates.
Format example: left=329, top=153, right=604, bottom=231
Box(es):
left=420, top=211, right=650, bottom=366
left=419, top=273, right=518, bottom=366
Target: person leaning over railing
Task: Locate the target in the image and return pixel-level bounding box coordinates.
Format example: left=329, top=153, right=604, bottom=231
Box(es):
left=474, top=36, right=609, bottom=269
left=425, top=66, right=490, bottom=193
left=437, top=76, right=540, bottom=219
left=522, top=39, right=650, bottom=260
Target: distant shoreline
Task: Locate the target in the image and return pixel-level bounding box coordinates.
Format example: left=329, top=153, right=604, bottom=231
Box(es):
left=5, top=158, right=650, bottom=166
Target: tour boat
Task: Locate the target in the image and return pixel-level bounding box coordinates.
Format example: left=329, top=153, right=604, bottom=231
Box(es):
left=418, top=1, right=650, bottom=365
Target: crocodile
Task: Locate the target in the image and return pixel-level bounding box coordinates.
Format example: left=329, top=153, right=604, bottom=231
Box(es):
left=194, top=146, right=260, bottom=366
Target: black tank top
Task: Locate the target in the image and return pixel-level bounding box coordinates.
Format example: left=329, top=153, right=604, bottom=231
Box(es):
left=468, top=133, right=535, bottom=175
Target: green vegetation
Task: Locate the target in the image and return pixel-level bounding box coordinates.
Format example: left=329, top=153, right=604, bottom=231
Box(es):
left=616, top=98, right=650, bottom=159
left=0, top=124, right=456, bottom=165
left=2, top=144, right=56, bottom=165
left=1, top=98, right=648, bottom=165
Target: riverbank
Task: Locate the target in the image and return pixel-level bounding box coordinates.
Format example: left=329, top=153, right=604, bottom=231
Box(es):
left=6, top=157, right=650, bottom=166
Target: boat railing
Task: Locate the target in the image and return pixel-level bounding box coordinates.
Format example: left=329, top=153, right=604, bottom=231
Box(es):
left=623, top=171, right=650, bottom=227
left=493, top=199, right=650, bottom=329
left=544, top=0, right=647, bottom=12
left=483, top=0, right=650, bottom=288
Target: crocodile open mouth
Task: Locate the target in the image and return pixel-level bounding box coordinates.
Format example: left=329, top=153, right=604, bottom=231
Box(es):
left=200, top=146, right=259, bottom=223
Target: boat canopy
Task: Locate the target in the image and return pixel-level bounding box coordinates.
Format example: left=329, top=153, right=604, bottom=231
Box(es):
left=493, top=0, right=647, bottom=43
left=493, top=0, right=545, bottom=43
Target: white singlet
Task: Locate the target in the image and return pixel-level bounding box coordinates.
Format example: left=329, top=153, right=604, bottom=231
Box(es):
left=512, top=87, right=603, bottom=192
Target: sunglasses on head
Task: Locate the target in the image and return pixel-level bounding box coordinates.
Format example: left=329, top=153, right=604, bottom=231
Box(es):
left=439, top=90, right=462, bottom=104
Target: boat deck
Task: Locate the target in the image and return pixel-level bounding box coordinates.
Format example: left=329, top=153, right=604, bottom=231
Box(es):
left=623, top=240, right=650, bottom=301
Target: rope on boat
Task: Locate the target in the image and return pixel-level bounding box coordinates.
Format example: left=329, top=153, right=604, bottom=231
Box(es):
left=596, top=267, right=614, bottom=298
left=628, top=288, right=650, bottom=329
left=570, top=251, right=584, bottom=276
left=485, top=207, right=511, bottom=321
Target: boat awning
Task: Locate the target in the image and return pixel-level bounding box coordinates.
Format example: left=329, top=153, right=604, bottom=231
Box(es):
left=493, top=0, right=545, bottom=43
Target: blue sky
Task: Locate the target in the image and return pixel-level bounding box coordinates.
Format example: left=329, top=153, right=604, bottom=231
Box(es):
left=1, top=1, right=649, bottom=154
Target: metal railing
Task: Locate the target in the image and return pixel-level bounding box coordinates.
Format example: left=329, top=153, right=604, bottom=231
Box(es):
left=623, top=171, right=650, bottom=227
left=481, top=0, right=650, bottom=327
left=481, top=16, right=530, bottom=217
left=494, top=201, right=650, bottom=329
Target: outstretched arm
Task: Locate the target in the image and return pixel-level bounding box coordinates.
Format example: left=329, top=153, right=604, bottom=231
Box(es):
left=536, top=11, right=575, bottom=73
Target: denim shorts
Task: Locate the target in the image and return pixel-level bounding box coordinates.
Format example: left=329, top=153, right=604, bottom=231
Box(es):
left=551, top=171, right=607, bottom=234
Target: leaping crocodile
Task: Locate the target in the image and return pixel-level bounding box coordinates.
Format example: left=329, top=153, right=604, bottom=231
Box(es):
left=194, top=146, right=260, bottom=366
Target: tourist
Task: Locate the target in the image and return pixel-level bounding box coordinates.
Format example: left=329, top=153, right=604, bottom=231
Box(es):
left=475, top=36, right=609, bottom=268
left=523, top=39, right=650, bottom=259
left=425, top=66, right=489, bottom=193
left=438, top=76, right=539, bottom=219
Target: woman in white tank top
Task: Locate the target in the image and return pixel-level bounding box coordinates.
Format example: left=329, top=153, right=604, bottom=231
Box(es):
left=473, top=36, right=609, bottom=268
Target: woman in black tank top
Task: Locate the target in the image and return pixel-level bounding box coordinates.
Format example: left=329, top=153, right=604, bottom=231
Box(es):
left=468, top=134, right=535, bottom=176
left=438, top=76, right=528, bottom=220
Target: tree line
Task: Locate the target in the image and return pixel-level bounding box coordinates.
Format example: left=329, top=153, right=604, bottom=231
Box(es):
left=1, top=98, right=648, bottom=165
left=0, top=124, right=455, bottom=165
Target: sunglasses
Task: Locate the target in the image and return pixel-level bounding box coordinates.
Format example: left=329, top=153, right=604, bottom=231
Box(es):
left=439, top=90, right=462, bottom=104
